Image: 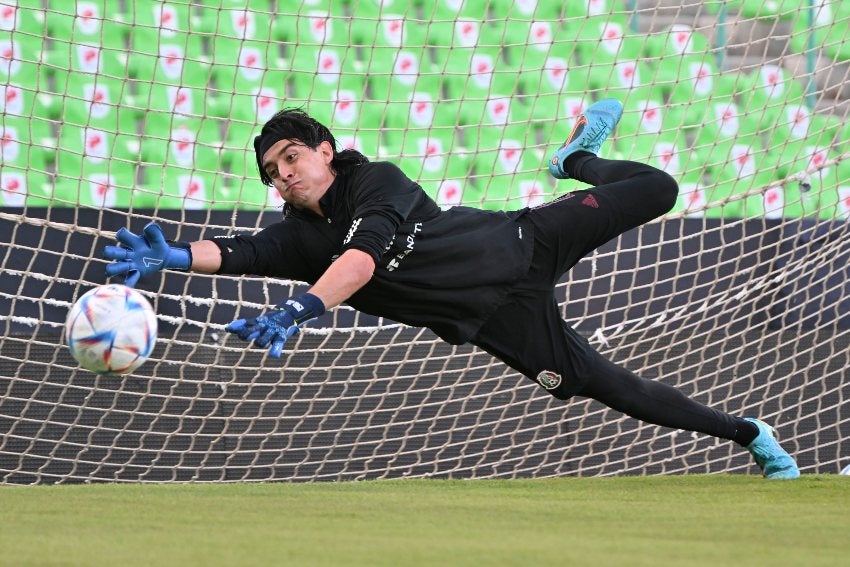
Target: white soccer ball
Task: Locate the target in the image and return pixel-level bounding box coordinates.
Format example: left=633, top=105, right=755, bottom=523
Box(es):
left=840, top=464, right=850, bottom=476
left=65, top=284, right=158, bottom=375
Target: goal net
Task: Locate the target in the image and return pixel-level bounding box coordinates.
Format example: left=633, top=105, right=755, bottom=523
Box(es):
left=2, top=0, right=849, bottom=483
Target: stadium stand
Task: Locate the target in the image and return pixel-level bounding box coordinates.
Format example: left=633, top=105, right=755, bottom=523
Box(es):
left=0, top=0, right=844, bottom=218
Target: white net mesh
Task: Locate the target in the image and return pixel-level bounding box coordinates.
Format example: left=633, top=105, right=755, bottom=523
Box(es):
left=1, top=0, right=849, bottom=483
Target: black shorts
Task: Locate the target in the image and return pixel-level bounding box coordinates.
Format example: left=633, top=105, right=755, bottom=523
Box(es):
left=470, top=160, right=677, bottom=399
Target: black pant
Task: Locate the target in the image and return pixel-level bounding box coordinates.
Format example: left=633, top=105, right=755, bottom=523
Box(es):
left=471, top=156, right=741, bottom=441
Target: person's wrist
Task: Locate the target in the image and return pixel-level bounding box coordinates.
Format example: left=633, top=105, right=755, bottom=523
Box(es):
left=284, top=292, right=326, bottom=320
left=166, top=241, right=193, bottom=271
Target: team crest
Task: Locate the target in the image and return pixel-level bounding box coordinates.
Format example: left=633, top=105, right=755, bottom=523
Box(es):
left=536, top=370, right=561, bottom=390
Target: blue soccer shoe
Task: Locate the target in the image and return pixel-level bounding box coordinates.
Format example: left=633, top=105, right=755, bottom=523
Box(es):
left=744, top=418, right=800, bottom=479
left=549, top=98, right=624, bottom=179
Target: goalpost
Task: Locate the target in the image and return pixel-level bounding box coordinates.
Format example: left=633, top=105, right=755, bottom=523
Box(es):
left=1, top=0, right=849, bottom=483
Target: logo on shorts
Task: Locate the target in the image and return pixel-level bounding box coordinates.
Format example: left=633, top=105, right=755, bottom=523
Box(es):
left=536, top=370, right=561, bottom=390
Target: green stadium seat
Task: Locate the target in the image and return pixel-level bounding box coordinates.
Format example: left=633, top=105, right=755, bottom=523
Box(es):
left=735, top=65, right=807, bottom=132
left=587, top=58, right=665, bottom=103
left=738, top=0, right=812, bottom=21
left=433, top=45, right=515, bottom=103
left=456, top=95, right=532, bottom=138
left=788, top=2, right=846, bottom=57
left=2, top=0, right=48, bottom=62
left=430, top=177, right=482, bottom=210
left=0, top=165, right=52, bottom=207
left=218, top=122, right=283, bottom=210
left=763, top=104, right=840, bottom=154
left=273, top=1, right=345, bottom=34
left=135, top=82, right=226, bottom=129
left=564, top=0, right=631, bottom=20
left=1, top=119, right=51, bottom=177
left=1, top=107, right=52, bottom=154
left=45, top=1, right=129, bottom=51
left=519, top=55, right=587, bottom=108
left=53, top=124, right=140, bottom=180
left=667, top=171, right=712, bottom=217
left=352, top=11, right=428, bottom=54
left=615, top=97, right=693, bottom=179
left=0, top=70, right=54, bottom=127
left=197, top=2, right=276, bottom=60
left=330, top=127, right=382, bottom=161
left=1, top=39, right=53, bottom=92
left=128, top=44, right=212, bottom=88
left=666, top=61, right=738, bottom=128
left=616, top=96, right=682, bottom=141
left=701, top=141, right=774, bottom=218
left=53, top=73, right=141, bottom=135
left=422, top=2, right=497, bottom=48
left=382, top=94, right=460, bottom=151
left=466, top=127, right=551, bottom=211
left=569, top=18, right=645, bottom=65
left=689, top=97, right=762, bottom=157
left=814, top=160, right=850, bottom=220
left=390, top=129, right=470, bottom=184
left=277, top=6, right=353, bottom=64
left=283, top=89, right=386, bottom=138
left=138, top=124, right=226, bottom=210
left=51, top=169, right=148, bottom=209
left=287, top=46, right=365, bottom=99
left=499, top=19, right=583, bottom=79
left=125, top=1, right=208, bottom=86
left=644, top=25, right=717, bottom=96
left=216, top=81, right=287, bottom=135
left=364, top=50, right=442, bottom=105
left=141, top=168, right=224, bottom=210
left=766, top=141, right=836, bottom=218
left=483, top=172, right=556, bottom=212
left=139, top=123, right=223, bottom=173
left=833, top=119, right=850, bottom=157
left=211, top=44, right=286, bottom=95
left=489, top=0, right=564, bottom=20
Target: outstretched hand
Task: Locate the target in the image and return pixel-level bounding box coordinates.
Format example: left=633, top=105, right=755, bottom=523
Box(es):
left=103, top=222, right=191, bottom=287
left=225, top=293, right=326, bottom=358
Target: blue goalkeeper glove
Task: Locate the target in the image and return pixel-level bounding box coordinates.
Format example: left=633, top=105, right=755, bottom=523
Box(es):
left=103, top=222, right=192, bottom=287
left=225, top=293, right=326, bottom=358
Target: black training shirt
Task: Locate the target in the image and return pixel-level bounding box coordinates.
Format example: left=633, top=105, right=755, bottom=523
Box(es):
left=212, top=161, right=534, bottom=344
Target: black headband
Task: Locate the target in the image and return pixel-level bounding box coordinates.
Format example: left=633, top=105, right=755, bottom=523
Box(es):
left=254, top=131, right=289, bottom=164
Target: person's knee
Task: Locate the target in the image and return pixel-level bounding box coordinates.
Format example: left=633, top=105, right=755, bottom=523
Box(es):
left=646, top=169, right=678, bottom=215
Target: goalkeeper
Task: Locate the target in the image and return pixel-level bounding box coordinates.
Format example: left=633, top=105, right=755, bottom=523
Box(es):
left=103, top=100, right=800, bottom=479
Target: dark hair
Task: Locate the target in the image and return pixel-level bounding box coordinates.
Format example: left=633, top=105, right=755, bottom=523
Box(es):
left=254, top=107, right=369, bottom=186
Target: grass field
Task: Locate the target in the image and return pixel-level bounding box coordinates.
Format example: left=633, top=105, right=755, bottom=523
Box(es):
left=2, top=476, right=849, bottom=566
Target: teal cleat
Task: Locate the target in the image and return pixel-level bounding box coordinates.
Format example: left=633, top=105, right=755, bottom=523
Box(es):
left=548, top=98, right=624, bottom=179
left=744, top=418, right=800, bottom=479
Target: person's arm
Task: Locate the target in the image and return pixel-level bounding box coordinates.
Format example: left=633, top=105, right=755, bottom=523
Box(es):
left=189, top=240, right=223, bottom=274
left=307, top=248, right=375, bottom=310
left=224, top=248, right=375, bottom=358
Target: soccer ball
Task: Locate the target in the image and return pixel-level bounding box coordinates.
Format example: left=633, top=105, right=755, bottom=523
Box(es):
left=65, top=284, right=157, bottom=375
left=840, top=464, right=850, bottom=476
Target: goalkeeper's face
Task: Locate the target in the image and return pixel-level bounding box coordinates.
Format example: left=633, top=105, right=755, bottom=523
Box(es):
left=262, top=139, right=336, bottom=214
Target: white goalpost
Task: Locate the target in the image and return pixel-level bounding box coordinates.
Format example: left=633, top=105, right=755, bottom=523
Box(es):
left=1, top=0, right=849, bottom=483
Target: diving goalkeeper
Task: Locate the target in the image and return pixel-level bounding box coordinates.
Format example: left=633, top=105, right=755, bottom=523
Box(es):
left=103, top=100, right=800, bottom=479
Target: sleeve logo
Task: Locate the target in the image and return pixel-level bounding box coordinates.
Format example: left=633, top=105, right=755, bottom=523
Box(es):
left=343, top=217, right=362, bottom=245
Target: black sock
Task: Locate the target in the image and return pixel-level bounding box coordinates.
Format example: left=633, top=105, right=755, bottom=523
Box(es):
left=732, top=418, right=759, bottom=447
left=564, top=150, right=596, bottom=180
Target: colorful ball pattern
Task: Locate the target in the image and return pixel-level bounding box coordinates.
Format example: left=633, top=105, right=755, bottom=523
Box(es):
left=65, top=284, right=157, bottom=375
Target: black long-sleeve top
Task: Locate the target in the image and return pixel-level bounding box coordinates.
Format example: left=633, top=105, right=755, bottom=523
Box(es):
left=211, top=161, right=534, bottom=344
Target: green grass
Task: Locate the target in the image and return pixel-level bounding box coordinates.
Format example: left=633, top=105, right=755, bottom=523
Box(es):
left=2, top=476, right=849, bottom=567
